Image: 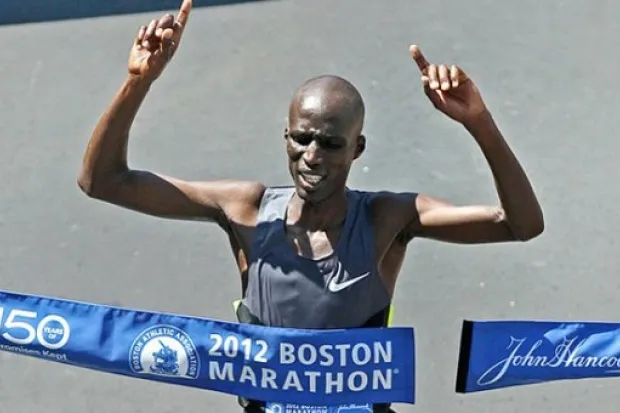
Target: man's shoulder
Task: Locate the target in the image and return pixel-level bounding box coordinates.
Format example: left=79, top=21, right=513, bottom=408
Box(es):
left=347, top=187, right=419, bottom=212
left=211, top=180, right=267, bottom=224
left=347, top=188, right=421, bottom=246
left=214, top=180, right=267, bottom=205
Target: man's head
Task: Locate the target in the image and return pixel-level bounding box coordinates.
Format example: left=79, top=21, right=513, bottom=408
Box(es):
left=285, top=75, right=366, bottom=204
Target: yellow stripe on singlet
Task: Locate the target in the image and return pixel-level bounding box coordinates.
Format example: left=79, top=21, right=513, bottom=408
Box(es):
left=386, top=304, right=394, bottom=327
left=232, top=300, right=395, bottom=327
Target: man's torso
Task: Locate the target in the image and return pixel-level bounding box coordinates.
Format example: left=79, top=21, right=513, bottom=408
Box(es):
left=224, top=186, right=407, bottom=412
left=223, top=186, right=413, bottom=327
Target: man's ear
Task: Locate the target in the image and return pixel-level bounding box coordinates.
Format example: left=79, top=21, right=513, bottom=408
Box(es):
left=354, top=135, right=366, bottom=159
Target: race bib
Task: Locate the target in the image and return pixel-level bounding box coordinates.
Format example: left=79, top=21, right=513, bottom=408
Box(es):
left=0, top=289, right=415, bottom=405
left=265, top=402, right=373, bottom=413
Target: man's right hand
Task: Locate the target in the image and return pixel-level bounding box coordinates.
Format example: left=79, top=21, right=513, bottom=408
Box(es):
left=128, top=0, right=192, bottom=83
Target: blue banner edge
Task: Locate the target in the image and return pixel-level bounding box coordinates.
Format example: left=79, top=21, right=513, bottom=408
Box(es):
left=454, top=318, right=620, bottom=395
left=0, top=288, right=417, bottom=404
left=455, top=319, right=473, bottom=393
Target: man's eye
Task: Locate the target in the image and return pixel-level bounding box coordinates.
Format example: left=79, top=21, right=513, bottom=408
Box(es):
left=289, top=133, right=343, bottom=149
left=321, top=141, right=343, bottom=150
left=291, top=134, right=312, bottom=145
left=316, top=138, right=343, bottom=150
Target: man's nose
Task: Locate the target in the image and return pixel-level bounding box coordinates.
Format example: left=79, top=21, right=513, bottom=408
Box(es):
left=302, top=141, right=324, bottom=166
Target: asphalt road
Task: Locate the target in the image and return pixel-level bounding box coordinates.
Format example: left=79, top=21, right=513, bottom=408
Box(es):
left=1, top=0, right=620, bottom=412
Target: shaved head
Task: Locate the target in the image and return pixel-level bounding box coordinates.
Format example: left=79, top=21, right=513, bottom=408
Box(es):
left=285, top=75, right=367, bottom=203
left=288, top=75, right=366, bottom=137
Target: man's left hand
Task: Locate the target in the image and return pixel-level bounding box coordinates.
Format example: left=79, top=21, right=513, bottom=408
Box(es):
left=409, top=44, right=488, bottom=125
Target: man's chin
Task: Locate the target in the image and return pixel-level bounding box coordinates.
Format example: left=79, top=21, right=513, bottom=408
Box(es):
left=294, top=185, right=327, bottom=204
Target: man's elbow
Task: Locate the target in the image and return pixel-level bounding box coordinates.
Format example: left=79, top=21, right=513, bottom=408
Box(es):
left=76, top=170, right=118, bottom=200
left=77, top=171, right=96, bottom=197
left=512, top=215, right=545, bottom=242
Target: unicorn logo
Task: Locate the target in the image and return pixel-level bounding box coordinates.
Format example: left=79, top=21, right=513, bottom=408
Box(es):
left=129, top=325, right=200, bottom=379
left=150, top=340, right=180, bottom=375
left=265, top=404, right=283, bottom=413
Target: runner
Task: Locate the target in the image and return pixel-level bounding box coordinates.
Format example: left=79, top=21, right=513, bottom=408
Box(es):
left=77, top=0, right=544, bottom=411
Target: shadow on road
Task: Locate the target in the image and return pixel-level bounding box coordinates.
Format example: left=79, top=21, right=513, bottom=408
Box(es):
left=0, top=0, right=271, bottom=26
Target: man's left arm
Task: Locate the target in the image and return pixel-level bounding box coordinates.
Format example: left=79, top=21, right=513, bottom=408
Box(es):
left=401, top=45, right=544, bottom=244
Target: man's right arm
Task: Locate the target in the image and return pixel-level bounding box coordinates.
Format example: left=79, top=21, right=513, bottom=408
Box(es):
left=77, top=75, right=264, bottom=224
left=78, top=1, right=265, bottom=225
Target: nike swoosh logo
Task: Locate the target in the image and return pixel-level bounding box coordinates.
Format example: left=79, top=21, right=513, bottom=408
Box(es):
left=328, top=268, right=371, bottom=293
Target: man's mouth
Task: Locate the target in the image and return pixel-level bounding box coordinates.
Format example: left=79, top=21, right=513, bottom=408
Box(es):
left=298, top=171, right=326, bottom=189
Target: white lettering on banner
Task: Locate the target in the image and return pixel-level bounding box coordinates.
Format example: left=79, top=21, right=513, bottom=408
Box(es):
left=279, top=341, right=393, bottom=367
left=349, top=372, right=367, bottom=392
left=325, top=372, right=343, bottom=393
left=0, top=343, right=69, bottom=361
left=205, top=336, right=398, bottom=393
left=207, top=362, right=395, bottom=393
left=283, top=370, right=304, bottom=391
left=477, top=336, right=620, bottom=386
left=305, top=371, right=320, bottom=392
left=209, top=361, right=234, bottom=381
left=240, top=365, right=258, bottom=386
left=262, top=368, right=278, bottom=389
left=0, top=307, right=71, bottom=355
left=209, top=334, right=269, bottom=363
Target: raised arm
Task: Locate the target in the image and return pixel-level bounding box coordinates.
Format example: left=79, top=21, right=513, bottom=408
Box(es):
left=396, top=45, right=544, bottom=244
left=77, top=0, right=264, bottom=224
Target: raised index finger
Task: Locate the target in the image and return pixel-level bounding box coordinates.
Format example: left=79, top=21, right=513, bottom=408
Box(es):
left=409, top=44, right=430, bottom=73
left=176, top=0, right=192, bottom=27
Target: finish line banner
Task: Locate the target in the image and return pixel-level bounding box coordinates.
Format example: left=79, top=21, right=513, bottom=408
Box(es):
left=0, top=289, right=415, bottom=406
left=456, top=320, right=620, bottom=393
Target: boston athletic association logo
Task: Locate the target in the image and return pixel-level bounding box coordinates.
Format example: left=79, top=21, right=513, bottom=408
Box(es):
left=129, top=325, right=200, bottom=379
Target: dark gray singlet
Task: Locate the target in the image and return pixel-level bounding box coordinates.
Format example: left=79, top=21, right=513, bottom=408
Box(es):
left=242, top=186, right=392, bottom=329
left=236, top=186, right=395, bottom=413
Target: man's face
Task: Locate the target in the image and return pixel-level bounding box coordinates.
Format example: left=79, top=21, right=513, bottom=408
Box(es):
left=285, top=96, right=364, bottom=204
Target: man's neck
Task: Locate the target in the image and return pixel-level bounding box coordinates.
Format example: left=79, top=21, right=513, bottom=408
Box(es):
left=287, top=189, right=348, bottom=231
